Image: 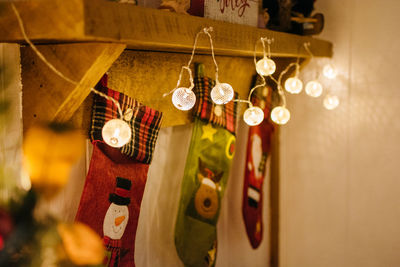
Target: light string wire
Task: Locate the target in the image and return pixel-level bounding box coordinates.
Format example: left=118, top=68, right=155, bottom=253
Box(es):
left=303, top=42, right=320, bottom=80
left=303, top=42, right=314, bottom=59
left=163, top=27, right=220, bottom=97
left=13, top=2, right=312, bottom=115
left=11, top=3, right=125, bottom=119
left=234, top=37, right=274, bottom=107
left=269, top=42, right=313, bottom=107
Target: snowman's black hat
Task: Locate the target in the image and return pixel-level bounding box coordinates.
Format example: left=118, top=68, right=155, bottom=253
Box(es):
left=109, top=177, right=132, bottom=206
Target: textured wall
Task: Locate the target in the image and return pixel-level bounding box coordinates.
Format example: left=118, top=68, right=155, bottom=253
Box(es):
left=280, top=1, right=400, bottom=266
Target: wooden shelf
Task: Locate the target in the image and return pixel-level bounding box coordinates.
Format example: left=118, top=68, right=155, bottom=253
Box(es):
left=1, top=0, right=333, bottom=130
left=0, top=0, right=332, bottom=58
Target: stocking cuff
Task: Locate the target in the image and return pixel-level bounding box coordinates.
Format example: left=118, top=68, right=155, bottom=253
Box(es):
left=192, top=76, right=238, bottom=135
left=90, top=74, right=163, bottom=164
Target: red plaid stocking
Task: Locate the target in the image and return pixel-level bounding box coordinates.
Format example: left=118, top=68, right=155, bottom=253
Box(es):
left=76, top=75, right=162, bottom=266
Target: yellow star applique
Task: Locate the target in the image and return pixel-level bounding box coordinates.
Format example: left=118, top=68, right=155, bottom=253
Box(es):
left=201, top=123, right=217, bottom=142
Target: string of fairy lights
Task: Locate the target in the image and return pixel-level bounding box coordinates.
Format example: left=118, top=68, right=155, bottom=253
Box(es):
left=168, top=29, right=340, bottom=126
left=12, top=2, right=339, bottom=150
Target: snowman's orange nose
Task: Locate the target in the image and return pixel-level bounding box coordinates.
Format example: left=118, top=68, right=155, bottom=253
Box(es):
left=115, top=216, right=125, bottom=226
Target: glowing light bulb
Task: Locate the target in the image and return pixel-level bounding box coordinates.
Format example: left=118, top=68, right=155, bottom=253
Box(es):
left=322, top=64, right=338, bottom=79
left=305, top=80, right=323, bottom=97
left=256, top=57, right=276, bottom=76
left=172, top=87, right=196, bottom=111
left=102, top=119, right=131, bottom=148
left=284, top=77, right=303, bottom=94
left=271, top=106, right=290, bottom=125
left=323, top=94, right=340, bottom=110
left=243, top=106, right=264, bottom=126
left=211, top=82, right=234, bottom=105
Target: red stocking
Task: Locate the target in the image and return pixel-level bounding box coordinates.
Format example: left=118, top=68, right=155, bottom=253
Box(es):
left=75, top=75, right=162, bottom=266
left=242, top=84, right=275, bottom=249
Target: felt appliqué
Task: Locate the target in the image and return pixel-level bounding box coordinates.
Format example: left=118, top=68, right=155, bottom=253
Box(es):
left=242, top=80, right=275, bottom=249
left=175, top=70, right=238, bottom=267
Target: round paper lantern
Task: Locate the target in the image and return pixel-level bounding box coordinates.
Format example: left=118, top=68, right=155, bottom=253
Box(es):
left=172, top=87, right=196, bottom=111
left=284, top=77, right=303, bottom=94
left=211, top=83, right=234, bottom=105
left=256, top=58, right=276, bottom=76
left=305, top=80, right=323, bottom=97
left=323, top=64, right=338, bottom=79
left=102, top=119, right=131, bottom=148
left=243, top=106, right=264, bottom=126
left=323, top=94, right=340, bottom=110
left=271, top=106, right=290, bottom=125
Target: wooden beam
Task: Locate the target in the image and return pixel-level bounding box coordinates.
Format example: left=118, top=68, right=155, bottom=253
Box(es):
left=0, top=0, right=332, bottom=58
left=0, top=0, right=86, bottom=41
left=21, top=42, right=126, bottom=131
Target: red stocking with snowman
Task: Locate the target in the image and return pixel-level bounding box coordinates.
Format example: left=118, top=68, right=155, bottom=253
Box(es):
left=103, top=177, right=132, bottom=266
left=75, top=75, right=162, bottom=266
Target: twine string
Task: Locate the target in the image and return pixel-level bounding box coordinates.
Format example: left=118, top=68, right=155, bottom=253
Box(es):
left=303, top=42, right=314, bottom=58
left=12, top=3, right=125, bottom=119
left=164, top=27, right=220, bottom=97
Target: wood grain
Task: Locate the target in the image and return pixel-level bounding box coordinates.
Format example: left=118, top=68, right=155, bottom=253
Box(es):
left=0, top=0, right=85, bottom=41
left=108, top=51, right=255, bottom=127
left=70, top=51, right=299, bottom=130
left=21, top=42, right=126, bottom=131
left=0, top=0, right=332, bottom=58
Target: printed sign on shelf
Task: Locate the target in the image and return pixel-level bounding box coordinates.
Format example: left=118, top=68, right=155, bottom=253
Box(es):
left=204, top=0, right=259, bottom=27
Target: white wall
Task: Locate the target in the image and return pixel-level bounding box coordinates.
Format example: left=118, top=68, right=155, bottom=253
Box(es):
left=280, top=1, right=400, bottom=266
left=136, top=120, right=271, bottom=267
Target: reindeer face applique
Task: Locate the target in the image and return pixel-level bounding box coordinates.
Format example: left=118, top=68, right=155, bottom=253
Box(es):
left=194, top=159, right=223, bottom=220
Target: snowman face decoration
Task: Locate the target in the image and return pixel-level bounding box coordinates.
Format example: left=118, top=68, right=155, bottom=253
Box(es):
left=103, top=203, right=129, bottom=240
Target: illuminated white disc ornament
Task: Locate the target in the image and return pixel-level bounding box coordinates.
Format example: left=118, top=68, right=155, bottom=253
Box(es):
left=172, top=87, right=196, bottom=111
left=271, top=106, right=290, bottom=125
left=284, top=77, right=303, bottom=94
left=256, top=58, right=276, bottom=76
left=211, top=83, right=234, bottom=105
left=323, top=94, right=340, bottom=110
left=322, top=64, right=338, bottom=79
left=243, top=106, right=264, bottom=126
left=305, top=80, right=323, bottom=97
left=102, top=119, right=132, bottom=148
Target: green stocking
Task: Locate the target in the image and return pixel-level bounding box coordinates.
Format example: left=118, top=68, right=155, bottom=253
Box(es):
left=174, top=64, right=238, bottom=267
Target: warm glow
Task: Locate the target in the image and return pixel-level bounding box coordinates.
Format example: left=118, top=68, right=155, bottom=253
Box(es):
left=23, top=125, right=84, bottom=199
left=284, top=77, right=303, bottom=94
left=256, top=57, right=276, bottom=76
left=102, top=119, right=131, bottom=148
left=211, top=82, right=234, bottom=105
left=305, top=80, right=323, bottom=97
left=271, top=106, right=290, bottom=125
left=323, top=64, right=338, bottom=79
left=58, top=222, right=105, bottom=266
left=323, top=94, right=340, bottom=110
left=172, top=87, right=196, bottom=111
left=20, top=169, right=32, bottom=191
left=243, top=106, right=264, bottom=126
